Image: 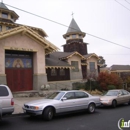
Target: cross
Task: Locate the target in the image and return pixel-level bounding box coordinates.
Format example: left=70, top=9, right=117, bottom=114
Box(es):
left=71, top=12, right=74, bottom=18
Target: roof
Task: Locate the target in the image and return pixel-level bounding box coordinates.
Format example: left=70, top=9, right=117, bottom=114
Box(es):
left=63, top=18, right=86, bottom=38
left=46, top=53, right=73, bottom=68
left=50, top=51, right=86, bottom=60
left=67, top=18, right=81, bottom=33
left=84, top=53, right=100, bottom=59
left=0, top=21, right=47, bottom=37
left=45, top=51, right=86, bottom=68
left=110, top=65, right=130, bottom=71
left=46, top=58, right=72, bottom=68
left=0, top=26, right=59, bottom=54
left=0, top=2, right=9, bottom=10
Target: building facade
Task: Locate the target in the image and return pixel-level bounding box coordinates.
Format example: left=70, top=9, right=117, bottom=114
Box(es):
left=0, top=2, right=58, bottom=92
left=0, top=2, right=104, bottom=92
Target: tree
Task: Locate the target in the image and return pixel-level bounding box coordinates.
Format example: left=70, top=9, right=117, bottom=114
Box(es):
left=97, top=72, right=123, bottom=91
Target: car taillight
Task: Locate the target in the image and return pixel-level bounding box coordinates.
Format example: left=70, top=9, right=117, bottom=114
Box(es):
left=11, top=98, right=14, bottom=105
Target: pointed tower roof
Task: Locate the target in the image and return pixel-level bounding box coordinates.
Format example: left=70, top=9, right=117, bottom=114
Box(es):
left=0, top=2, right=9, bottom=10
left=67, top=18, right=81, bottom=33
left=63, top=18, right=86, bottom=39
left=0, top=2, right=19, bottom=23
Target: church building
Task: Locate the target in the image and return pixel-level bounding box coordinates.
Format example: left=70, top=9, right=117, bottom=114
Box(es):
left=0, top=2, right=103, bottom=92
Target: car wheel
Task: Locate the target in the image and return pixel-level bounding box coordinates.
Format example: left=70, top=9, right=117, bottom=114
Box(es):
left=112, top=100, right=117, bottom=108
left=43, top=107, right=54, bottom=121
left=128, top=99, right=130, bottom=105
left=88, top=103, right=95, bottom=113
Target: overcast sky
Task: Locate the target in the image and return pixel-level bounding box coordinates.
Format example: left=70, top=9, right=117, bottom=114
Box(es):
left=3, top=0, right=130, bottom=67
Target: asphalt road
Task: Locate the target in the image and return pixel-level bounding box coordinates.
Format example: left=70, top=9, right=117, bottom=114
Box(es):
left=0, top=104, right=130, bottom=130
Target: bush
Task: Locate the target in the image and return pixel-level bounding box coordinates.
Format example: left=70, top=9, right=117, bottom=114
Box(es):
left=72, top=82, right=86, bottom=90
left=107, top=85, right=116, bottom=90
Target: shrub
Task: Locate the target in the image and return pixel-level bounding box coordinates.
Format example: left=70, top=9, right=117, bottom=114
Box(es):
left=107, top=85, right=116, bottom=90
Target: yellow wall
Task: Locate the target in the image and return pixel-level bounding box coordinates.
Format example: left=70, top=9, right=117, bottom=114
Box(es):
left=67, top=55, right=82, bottom=69
left=87, top=56, right=98, bottom=69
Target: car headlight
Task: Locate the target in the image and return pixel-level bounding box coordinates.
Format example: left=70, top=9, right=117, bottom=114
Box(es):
left=29, top=106, right=39, bottom=110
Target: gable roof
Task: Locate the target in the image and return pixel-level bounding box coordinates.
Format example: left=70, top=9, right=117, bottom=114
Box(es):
left=45, top=51, right=86, bottom=68
left=0, top=26, right=59, bottom=54
left=84, top=53, right=100, bottom=59
left=0, top=21, right=47, bottom=37
left=51, top=51, right=86, bottom=60
left=46, top=52, right=73, bottom=69
left=110, top=65, right=130, bottom=72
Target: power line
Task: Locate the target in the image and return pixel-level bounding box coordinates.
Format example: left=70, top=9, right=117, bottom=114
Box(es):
left=115, top=0, right=130, bottom=12
left=125, top=0, right=130, bottom=5
left=4, top=3, right=130, bottom=50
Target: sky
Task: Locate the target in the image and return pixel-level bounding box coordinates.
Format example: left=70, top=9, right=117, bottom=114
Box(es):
left=2, top=0, right=130, bottom=67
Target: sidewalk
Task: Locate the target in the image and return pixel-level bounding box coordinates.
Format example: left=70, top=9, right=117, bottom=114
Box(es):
left=13, top=97, right=42, bottom=114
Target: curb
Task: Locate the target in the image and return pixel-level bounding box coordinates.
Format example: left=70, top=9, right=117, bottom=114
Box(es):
left=3, top=113, right=26, bottom=118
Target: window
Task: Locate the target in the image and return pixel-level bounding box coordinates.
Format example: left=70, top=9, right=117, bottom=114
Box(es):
left=0, top=25, right=2, bottom=31
left=72, top=34, right=76, bottom=39
left=79, top=35, right=82, bottom=39
left=6, top=26, right=12, bottom=30
left=64, top=92, right=75, bottom=100
left=122, top=90, right=129, bottom=95
left=0, top=86, right=9, bottom=96
left=60, top=68, right=65, bottom=76
left=89, top=62, right=95, bottom=72
left=71, top=61, right=79, bottom=72
left=51, top=68, right=57, bottom=76
left=11, top=15, right=14, bottom=21
left=2, top=12, right=8, bottom=18
left=75, top=92, right=89, bottom=98
left=66, top=36, right=70, bottom=40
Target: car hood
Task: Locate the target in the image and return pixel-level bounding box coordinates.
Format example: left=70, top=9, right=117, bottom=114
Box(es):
left=100, top=96, right=117, bottom=100
left=25, top=99, right=56, bottom=106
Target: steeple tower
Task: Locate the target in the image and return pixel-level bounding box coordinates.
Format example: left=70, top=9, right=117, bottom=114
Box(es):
left=63, top=18, right=88, bottom=55
left=0, top=2, right=19, bottom=23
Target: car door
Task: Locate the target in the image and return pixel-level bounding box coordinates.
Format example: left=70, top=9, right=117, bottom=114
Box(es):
left=74, top=92, right=89, bottom=110
left=122, top=90, right=130, bottom=103
left=56, top=92, right=76, bottom=113
left=116, top=90, right=124, bottom=104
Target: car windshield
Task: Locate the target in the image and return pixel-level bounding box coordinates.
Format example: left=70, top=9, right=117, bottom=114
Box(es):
left=105, top=91, right=118, bottom=96
left=46, top=92, right=65, bottom=100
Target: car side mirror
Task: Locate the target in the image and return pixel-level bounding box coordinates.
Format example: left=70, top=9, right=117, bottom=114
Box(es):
left=61, top=97, right=67, bottom=101
left=118, top=93, right=121, bottom=96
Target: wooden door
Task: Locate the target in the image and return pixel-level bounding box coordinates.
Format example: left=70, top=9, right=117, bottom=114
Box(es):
left=5, top=68, right=33, bottom=92
left=5, top=51, right=33, bottom=92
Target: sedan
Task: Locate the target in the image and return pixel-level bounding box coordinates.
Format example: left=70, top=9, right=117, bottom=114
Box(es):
left=23, top=90, right=101, bottom=120
left=100, top=89, right=130, bottom=108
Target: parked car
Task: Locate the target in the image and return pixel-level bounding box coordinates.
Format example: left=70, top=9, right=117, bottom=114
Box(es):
left=100, top=89, right=130, bottom=108
left=23, top=90, right=101, bottom=120
left=0, top=85, right=14, bottom=120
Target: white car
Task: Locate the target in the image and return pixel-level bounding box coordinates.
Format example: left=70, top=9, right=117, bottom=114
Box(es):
left=0, top=85, right=14, bottom=120
left=100, top=89, right=130, bottom=108
left=23, top=90, right=101, bottom=120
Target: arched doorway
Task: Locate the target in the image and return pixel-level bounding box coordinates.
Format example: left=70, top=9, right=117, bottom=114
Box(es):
left=5, top=50, right=33, bottom=92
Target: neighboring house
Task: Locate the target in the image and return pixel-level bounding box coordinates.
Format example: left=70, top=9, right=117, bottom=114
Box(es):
left=0, top=2, right=105, bottom=92
left=110, top=65, right=130, bottom=89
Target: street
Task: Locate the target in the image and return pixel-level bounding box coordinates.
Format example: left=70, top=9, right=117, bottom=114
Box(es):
left=0, top=104, right=130, bottom=130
